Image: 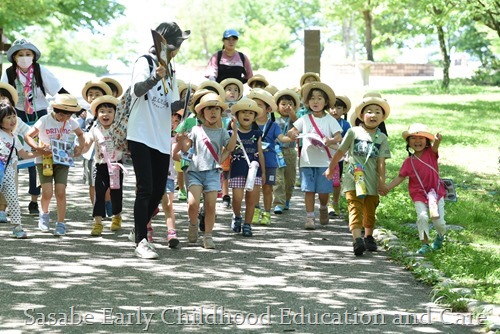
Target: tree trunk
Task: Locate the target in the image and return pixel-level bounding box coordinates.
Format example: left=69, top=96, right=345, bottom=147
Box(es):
left=362, top=9, right=374, bottom=61
left=436, top=24, right=450, bottom=90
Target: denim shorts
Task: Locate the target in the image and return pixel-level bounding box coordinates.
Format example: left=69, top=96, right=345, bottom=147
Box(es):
left=300, top=167, right=333, bottom=194
left=165, top=178, right=175, bottom=193
left=187, top=169, right=221, bottom=193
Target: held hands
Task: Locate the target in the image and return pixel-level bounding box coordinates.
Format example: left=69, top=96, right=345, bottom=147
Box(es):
left=323, top=167, right=334, bottom=180
left=73, top=145, right=83, bottom=158
left=378, top=182, right=390, bottom=196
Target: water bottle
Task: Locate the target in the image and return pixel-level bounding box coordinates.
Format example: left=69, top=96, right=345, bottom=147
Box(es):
left=428, top=188, right=440, bottom=219
left=109, top=164, right=121, bottom=189
left=275, top=144, right=286, bottom=168
left=42, top=155, right=53, bottom=176
left=245, top=161, right=260, bottom=191
left=0, top=161, right=5, bottom=185
left=353, top=163, right=367, bottom=198
left=333, top=163, right=340, bottom=187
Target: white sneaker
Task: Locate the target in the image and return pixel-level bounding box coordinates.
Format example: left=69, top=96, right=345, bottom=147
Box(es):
left=38, top=212, right=50, bottom=232
left=134, top=238, right=159, bottom=259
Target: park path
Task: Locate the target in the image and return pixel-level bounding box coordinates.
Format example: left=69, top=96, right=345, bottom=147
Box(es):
left=0, top=160, right=482, bottom=333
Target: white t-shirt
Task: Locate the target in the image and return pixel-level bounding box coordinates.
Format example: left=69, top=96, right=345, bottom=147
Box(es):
left=32, top=113, right=80, bottom=163
left=293, top=113, right=342, bottom=167
left=1, top=65, right=63, bottom=111
left=0, top=129, right=23, bottom=165
left=87, top=125, right=123, bottom=164
left=127, top=55, right=173, bottom=154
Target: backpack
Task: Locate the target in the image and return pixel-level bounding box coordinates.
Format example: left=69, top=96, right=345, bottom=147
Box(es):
left=110, top=54, right=154, bottom=152
left=216, top=50, right=247, bottom=80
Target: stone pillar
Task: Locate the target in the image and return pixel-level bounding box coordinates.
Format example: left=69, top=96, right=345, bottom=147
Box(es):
left=304, top=30, right=321, bottom=76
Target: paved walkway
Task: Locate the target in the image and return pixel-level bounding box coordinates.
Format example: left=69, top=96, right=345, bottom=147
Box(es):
left=0, top=161, right=482, bottom=333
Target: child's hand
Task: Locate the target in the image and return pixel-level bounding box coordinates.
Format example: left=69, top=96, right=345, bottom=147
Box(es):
left=73, top=145, right=83, bottom=157
left=288, top=130, right=298, bottom=140
left=435, top=133, right=442, bottom=143
left=323, top=167, right=334, bottom=180
left=378, top=183, right=389, bottom=196
left=231, top=118, right=237, bottom=132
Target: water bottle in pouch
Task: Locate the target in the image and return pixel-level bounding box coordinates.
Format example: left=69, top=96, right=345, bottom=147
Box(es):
left=427, top=188, right=440, bottom=219
left=275, top=144, right=286, bottom=168
left=0, top=161, right=5, bottom=185
left=42, top=155, right=53, bottom=176
left=109, top=164, right=121, bottom=189
left=244, top=161, right=260, bottom=192
left=353, top=164, right=367, bottom=198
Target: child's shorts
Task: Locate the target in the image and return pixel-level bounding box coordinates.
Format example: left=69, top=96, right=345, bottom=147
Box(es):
left=264, top=167, right=277, bottom=185
left=300, top=167, right=333, bottom=194
left=165, top=178, right=175, bottom=193
left=187, top=169, right=221, bottom=193
left=36, top=164, right=69, bottom=185
left=83, top=158, right=95, bottom=186
left=229, top=176, right=263, bottom=189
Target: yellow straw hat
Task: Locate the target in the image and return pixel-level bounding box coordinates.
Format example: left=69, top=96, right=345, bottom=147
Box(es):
left=301, top=82, right=336, bottom=109
left=99, top=77, right=123, bottom=98
left=194, top=93, right=228, bottom=122
left=81, top=80, right=113, bottom=103
left=0, top=82, right=19, bottom=105
left=246, top=88, right=277, bottom=112
left=247, top=74, right=269, bottom=88
left=274, top=89, right=300, bottom=112
left=230, top=98, right=263, bottom=116
left=220, top=78, right=244, bottom=100
left=300, top=72, right=321, bottom=87
left=90, top=95, right=119, bottom=115
left=51, top=94, right=83, bottom=113
left=197, top=80, right=226, bottom=99
left=335, top=95, right=351, bottom=112
left=354, top=96, right=390, bottom=123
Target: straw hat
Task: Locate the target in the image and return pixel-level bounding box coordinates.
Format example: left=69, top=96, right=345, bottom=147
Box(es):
left=247, top=74, right=269, bottom=88
left=274, top=89, right=300, bottom=112
left=264, top=85, right=278, bottom=96
left=7, top=38, right=41, bottom=62
left=194, top=93, right=227, bottom=122
left=51, top=94, right=82, bottom=113
left=246, top=88, right=277, bottom=112
left=197, top=80, right=226, bottom=99
left=301, top=82, right=336, bottom=109
left=81, top=80, right=113, bottom=103
left=402, top=123, right=434, bottom=142
left=90, top=95, right=119, bottom=115
left=189, top=89, right=214, bottom=112
left=230, top=98, right=263, bottom=116
left=220, top=78, right=244, bottom=100
left=0, top=82, right=19, bottom=105
left=363, top=91, right=382, bottom=98
left=335, top=95, right=351, bottom=112
left=353, top=96, right=390, bottom=123
left=300, top=72, right=320, bottom=87
left=100, top=77, right=123, bottom=98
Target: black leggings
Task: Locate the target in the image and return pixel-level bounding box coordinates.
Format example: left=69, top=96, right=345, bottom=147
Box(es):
left=93, top=163, right=123, bottom=218
left=128, top=140, right=170, bottom=244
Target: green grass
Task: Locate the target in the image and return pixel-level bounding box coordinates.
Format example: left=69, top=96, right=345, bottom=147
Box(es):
left=376, top=79, right=500, bottom=305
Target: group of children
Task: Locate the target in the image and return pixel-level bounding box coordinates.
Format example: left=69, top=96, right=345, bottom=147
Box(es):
left=0, top=54, right=448, bottom=257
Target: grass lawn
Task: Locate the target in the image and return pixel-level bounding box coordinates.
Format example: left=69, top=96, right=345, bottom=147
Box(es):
left=374, top=79, right=499, bottom=308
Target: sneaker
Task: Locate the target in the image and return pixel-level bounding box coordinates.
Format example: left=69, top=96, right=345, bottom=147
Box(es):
left=198, top=207, right=205, bottom=232
left=147, top=223, right=154, bottom=242
left=90, top=223, right=103, bottom=236
left=38, top=212, right=50, bottom=232
left=28, top=201, right=39, bottom=215
left=105, top=201, right=113, bottom=218
left=231, top=216, right=242, bottom=233
left=203, top=234, right=216, bottom=249
left=252, top=207, right=261, bottom=224
left=242, top=223, right=253, bottom=237
left=364, top=235, right=378, bottom=251
left=274, top=205, right=283, bottom=214
left=328, top=203, right=338, bottom=218
left=110, top=216, right=122, bottom=231
left=431, top=235, right=444, bottom=250
left=261, top=211, right=271, bottom=225
left=53, top=222, right=66, bottom=236
left=178, top=188, right=187, bottom=201
left=0, top=211, right=8, bottom=223
left=304, top=217, right=316, bottom=230
left=188, top=224, right=198, bottom=243
left=167, top=230, right=179, bottom=248
left=319, top=207, right=329, bottom=225
left=417, top=244, right=432, bottom=255
left=284, top=201, right=290, bottom=210
left=128, top=228, right=135, bottom=242
left=11, top=225, right=28, bottom=239
left=222, top=195, right=231, bottom=209
left=353, top=237, right=366, bottom=256
left=135, top=238, right=159, bottom=259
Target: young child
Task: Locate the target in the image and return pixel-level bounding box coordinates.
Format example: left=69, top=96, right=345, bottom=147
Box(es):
left=273, top=89, right=300, bottom=214
left=229, top=98, right=265, bottom=237
left=328, top=95, right=352, bottom=217
left=0, top=99, right=40, bottom=238
left=324, top=95, right=391, bottom=256
left=181, top=93, right=236, bottom=248
left=100, top=77, right=123, bottom=98
left=161, top=108, right=183, bottom=248
left=248, top=88, right=293, bottom=225
left=383, top=124, right=446, bottom=254
left=220, top=78, right=244, bottom=208
left=247, top=74, right=269, bottom=90
left=24, top=94, right=85, bottom=236
left=83, top=95, right=125, bottom=236
left=287, top=82, right=342, bottom=230
left=80, top=80, right=112, bottom=212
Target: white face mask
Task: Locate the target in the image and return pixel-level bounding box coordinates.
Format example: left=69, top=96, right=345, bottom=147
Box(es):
left=17, top=56, right=33, bottom=69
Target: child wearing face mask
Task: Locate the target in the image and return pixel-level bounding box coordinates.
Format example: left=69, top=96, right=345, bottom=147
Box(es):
left=1, top=38, right=70, bottom=216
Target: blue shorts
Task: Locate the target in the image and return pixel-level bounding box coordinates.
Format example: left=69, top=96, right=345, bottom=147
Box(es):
left=264, top=167, right=277, bottom=185
left=187, top=169, right=221, bottom=193
left=165, top=178, right=175, bottom=193
left=300, top=167, right=333, bottom=194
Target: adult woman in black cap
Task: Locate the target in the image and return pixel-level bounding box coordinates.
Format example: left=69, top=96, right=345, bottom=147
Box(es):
left=205, top=29, right=254, bottom=84
left=1, top=38, right=70, bottom=216
left=127, top=22, right=190, bottom=259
